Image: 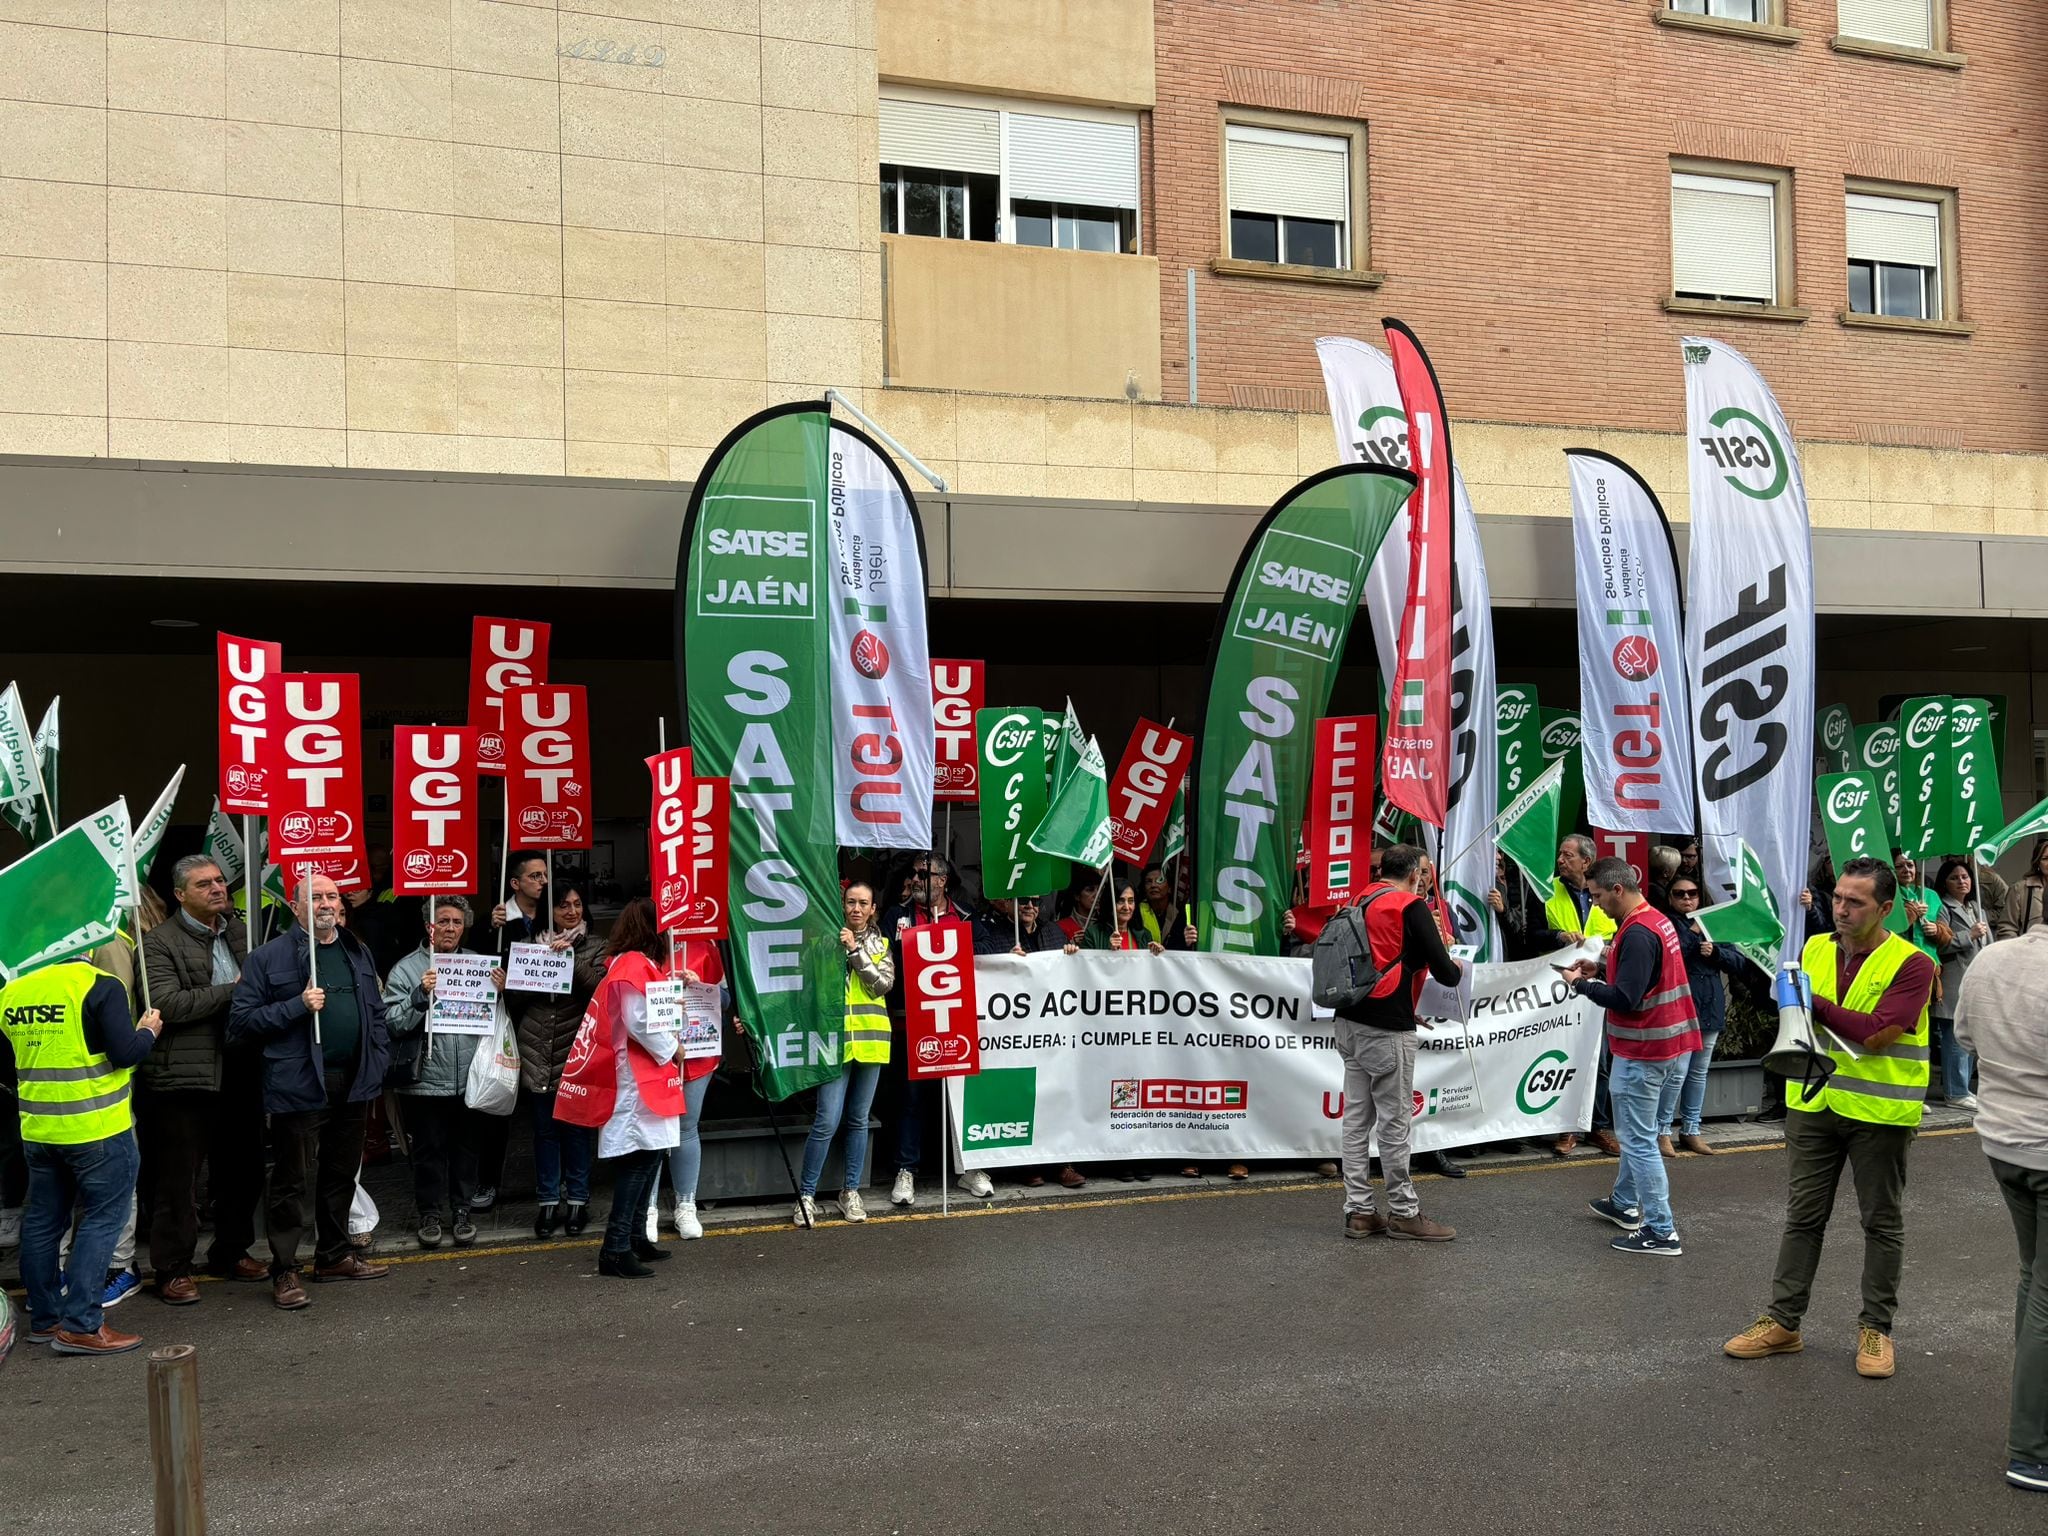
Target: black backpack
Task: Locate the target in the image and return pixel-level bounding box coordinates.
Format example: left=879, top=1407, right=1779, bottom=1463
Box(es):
left=1310, top=889, right=1400, bottom=1010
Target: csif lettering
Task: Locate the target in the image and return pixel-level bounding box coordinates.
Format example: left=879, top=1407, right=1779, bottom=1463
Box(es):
left=1695, top=565, right=1789, bottom=800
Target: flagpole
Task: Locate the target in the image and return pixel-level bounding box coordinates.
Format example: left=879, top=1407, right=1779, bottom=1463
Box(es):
left=499, top=779, right=511, bottom=959
left=243, top=814, right=258, bottom=943
left=303, top=865, right=321, bottom=1048
left=132, top=902, right=152, bottom=1012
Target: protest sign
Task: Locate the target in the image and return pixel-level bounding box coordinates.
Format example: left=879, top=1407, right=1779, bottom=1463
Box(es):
left=1107, top=719, right=1192, bottom=867
left=271, top=673, right=366, bottom=894
left=393, top=726, right=477, bottom=895
left=427, top=951, right=498, bottom=1035
left=647, top=747, right=695, bottom=930
left=1305, top=715, right=1374, bottom=907
left=217, top=634, right=281, bottom=814
left=507, top=941, right=573, bottom=994
left=949, top=949, right=1599, bottom=1166
left=903, top=919, right=980, bottom=1080
left=931, top=660, right=984, bottom=803
left=979, top=709, right=1058, bottom=898
left=468, top=617, right=549, bottom=776
left=504, top=684, right=592, bottom=849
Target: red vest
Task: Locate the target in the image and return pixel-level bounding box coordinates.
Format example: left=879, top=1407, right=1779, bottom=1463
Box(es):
left=552, top=951, right=687, bottom=1128
left=1357, top=883, right=1425, bottom=1006
left=1603, top=904, right=1701, bottom=1061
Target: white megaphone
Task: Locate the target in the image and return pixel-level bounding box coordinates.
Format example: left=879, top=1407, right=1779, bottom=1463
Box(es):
left=1762, top=962, right=1836, bottom=1095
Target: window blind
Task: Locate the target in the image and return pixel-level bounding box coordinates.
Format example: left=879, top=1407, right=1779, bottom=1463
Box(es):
left=1846, top=193, right=1940, bottom=267
left=1671, top=173, right=1776, bottom=301
left=1836, top=0, right=1933, bottom=49
left=1225, top=124, right=1349, bottom=223
left=1005, top=112, right=1140, bottom=209
left=878, top=97, right=999, bottom=176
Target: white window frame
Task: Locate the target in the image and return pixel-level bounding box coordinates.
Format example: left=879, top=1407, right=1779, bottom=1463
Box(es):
left=1670, top=165, right=1789, bottom=307
left=1224, top=124, right=1351, bottom=271
left=1836, top=0, right=1938, bottom=52
left=878, top=85, right=1142, bottom=253
left=1670, top=0, right=1768, bottom=21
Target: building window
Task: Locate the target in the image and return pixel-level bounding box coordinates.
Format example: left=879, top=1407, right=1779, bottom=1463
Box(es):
left=878, top=92, right=1140, bottom=254
left=1837, top=0, right=1937, bottom=50
left=1671, top=169, right=1784, bottom=306
left=1846, top=188, right=1951, bottom=321
left=1224, top=124, right=1350, bottom=270
left=1671, top=0, right=1765, bottom=20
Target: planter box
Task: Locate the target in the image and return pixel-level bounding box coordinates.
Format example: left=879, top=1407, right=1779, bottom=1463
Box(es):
left=1704, top=1059, right=1766, bottom=1121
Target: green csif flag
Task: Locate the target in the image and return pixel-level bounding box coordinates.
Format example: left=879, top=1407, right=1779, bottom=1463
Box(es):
left=1159, top=785, right=1186, bottom=865
left=979, top=708, right=1059, bottom=898
left=1496, top=757, right=1564, bottom=894
left=678, top=405, right=844, bottom=1101
left=0, top=682, right=47, bottom=824
left=0, top=800, right=135, bottom=981
left=1853, top=722, right=1903, bottom=849
left=1029, top=734, right=1112, bottom=867
left=1194, top=464, right=1412, bottom=955
left=1496, top=684, right=1542, bottom=804
left=1540, top=706, right=1584, bottom=837
left=132, top=765, right=186, bottom=885
left=1978, top=794, right=2048, bottom=866
left=0, top=695, right=58, bottom=846
left=1897, top=695, right=1951, bottom=860
left=204, top=797, right=247, bottom=885
left=1948, top=697, right=1997, bottom=857
left=1692, top=838, right=1785, bottom=975
left=1816, top=704, right=1854, bottom=775
left=1049, top=699, right=1086, bottom=798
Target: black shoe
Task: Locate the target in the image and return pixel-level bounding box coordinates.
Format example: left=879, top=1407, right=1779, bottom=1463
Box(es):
left=535, top=1202, right=562, bottom=1238
left=631, top=1238, right=672, bottom=1263
left=564, top=1201, right=589, bottom=1235
left=1424, top=1151, right=1467, bottom=1180
left=597, top=1250, right=653, bottom=1279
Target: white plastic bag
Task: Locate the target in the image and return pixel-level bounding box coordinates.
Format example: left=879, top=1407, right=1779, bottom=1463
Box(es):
left=463, top=1002, right=520, bottom=1116
left=348, top=1180, right=379, bottom=1239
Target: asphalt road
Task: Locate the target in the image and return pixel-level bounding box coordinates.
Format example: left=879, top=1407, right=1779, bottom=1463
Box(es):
left=4, top=1129, right=2037, bottom=1534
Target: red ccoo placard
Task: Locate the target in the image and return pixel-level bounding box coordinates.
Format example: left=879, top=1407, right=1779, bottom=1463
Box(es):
left=217, top=633, right=282, bottom=814
left=393, top=726, right=478, bottom=894
left=930, top=659, right=984, bottom=803
left=1107, top=718, right=1193, bottom=866
left=468, top=616, right=550, bottom=776
left=902, top=918, right=979, bottom=1080
left=1307, top=715, right=1376, bottom=907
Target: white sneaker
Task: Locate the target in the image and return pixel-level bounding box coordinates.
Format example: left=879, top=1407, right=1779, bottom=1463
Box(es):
left=957, top=1169, right=994, bottom=1198
left=836, top=1189, right=868, bottom=1223
left=674, top=1200, right=703, bottom=1240
left=890, top=1170, right=915, bottom=1207
left=792, top=1194, right=818, bottom=1228
left=1950, top=1093, right=1980, bottom=1112
left=0, top=1206, right=20, bottom=1249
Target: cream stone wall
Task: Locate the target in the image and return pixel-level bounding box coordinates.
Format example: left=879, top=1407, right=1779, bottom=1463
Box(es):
left=876, top=0, right=1153, bottom=109
left=0, top=0, right=883, bottom=481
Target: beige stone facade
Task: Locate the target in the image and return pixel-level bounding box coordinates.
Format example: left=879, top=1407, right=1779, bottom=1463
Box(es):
left=0, top=0, right=2041, bottom=550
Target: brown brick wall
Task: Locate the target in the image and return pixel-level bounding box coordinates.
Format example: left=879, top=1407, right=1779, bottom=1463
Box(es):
left=1150, top=0, right=2046, bottom=453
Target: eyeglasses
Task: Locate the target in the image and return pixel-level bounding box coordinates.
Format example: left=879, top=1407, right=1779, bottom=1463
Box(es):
left=1670, top=887, right=1700, bottom=900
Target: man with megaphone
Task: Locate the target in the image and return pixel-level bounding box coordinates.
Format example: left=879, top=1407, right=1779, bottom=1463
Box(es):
left=1723, top=855, right=1935, bottom=1381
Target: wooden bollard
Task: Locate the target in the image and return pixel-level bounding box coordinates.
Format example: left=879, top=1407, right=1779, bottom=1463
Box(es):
left=147, top=1344, right=206, bottom=1535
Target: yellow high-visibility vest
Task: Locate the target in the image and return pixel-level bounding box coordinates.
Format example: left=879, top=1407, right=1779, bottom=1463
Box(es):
left=0, top=962, right=134, bottom=1145
left=1544, top=879, right=1617, bottom=940
left=843, top=932, right=891, bottom=1065
left=1791, top=932, right=1930, bottom=1128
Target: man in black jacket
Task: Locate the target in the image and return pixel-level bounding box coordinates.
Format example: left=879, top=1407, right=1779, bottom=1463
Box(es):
left=972, top=894, right=1066, bottom=956
left=228, top=872, right=391, bottom=1310
left=139, top=855, right=265, bottom=1304
left=1335, top=845, right=1465, bottom=1244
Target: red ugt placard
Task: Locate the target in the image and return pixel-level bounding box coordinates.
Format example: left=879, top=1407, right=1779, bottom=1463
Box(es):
left=902, top=919, right=979, bottom=1080
left=272, top=672, right=367, bottom=894
left=646, top=746, right=694, bottom=931
left=217, top=633, right=282, bottom=814
left=1308, top=715, right=1377, bottom=907
left=930, top=660, right=984, bottom=803
left=468, top=616, right=550, bottom=776
left=393, top=726, right=478, bottom=894
left=1107, top=718, right=1192, bottom=865
left=673, top=776, right=731, bottom=940
left=1593, top=828, right=1649, bottom=893
left=505, top=684, right=591, bottom=849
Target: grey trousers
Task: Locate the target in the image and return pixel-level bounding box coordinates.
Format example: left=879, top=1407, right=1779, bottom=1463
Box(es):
left=1334, top=1020, right=1418, bottom=1218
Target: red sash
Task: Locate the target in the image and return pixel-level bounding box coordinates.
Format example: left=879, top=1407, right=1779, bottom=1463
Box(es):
left=553, top=951, right=687, bottom=1128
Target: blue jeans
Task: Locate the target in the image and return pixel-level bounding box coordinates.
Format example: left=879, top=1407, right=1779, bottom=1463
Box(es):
left=1672, top=1032, right=1719, bottom=1136
left=658, top=1075, right=713, bottom=1205
left=1611, top=1055, right=1684, bottom=1238
left=1589, top=1041, right=1614, bottom=1133
left=22, top=1129, right=141, bottom=1335
left=800, top=1062, right=881, bottom=1199
left=530, top=1087, right=593, bottom=1204
left=1933, top=1017, right=1976, bottom=1101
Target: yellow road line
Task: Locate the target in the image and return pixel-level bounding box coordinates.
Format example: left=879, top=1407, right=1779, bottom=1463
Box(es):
left=161, top=1123, right=1984, bottom=1277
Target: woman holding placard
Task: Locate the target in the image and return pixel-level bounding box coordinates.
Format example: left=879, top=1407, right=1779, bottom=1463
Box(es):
left=511, top=883, right=608, bottom=1239
left=383, top=897, right=505, bottom=1249
left=553, top=898, right=685, bottom=1278
left=791, top=882, right=893, bottom=1229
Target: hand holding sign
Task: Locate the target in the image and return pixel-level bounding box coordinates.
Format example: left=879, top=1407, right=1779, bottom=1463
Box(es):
left=507, top=941, right=574, bottom=994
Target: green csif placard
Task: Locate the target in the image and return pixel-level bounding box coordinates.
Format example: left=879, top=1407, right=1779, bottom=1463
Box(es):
left=1897, top=695, right=1951, bottom=860
left=1853, top=722, right=1903, bottom=850
left=979, top=708, right=1059, bottom=899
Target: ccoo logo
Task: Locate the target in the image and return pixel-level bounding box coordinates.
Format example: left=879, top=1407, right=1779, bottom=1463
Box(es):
left=1611, top=635, right=1659, bottom=682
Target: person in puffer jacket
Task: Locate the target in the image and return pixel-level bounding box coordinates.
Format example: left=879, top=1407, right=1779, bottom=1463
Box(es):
left=508, top=882, right=608, bottom=1238
left=382, top=897, right=504, bottom=1250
